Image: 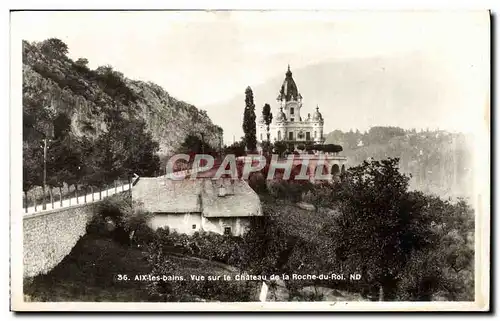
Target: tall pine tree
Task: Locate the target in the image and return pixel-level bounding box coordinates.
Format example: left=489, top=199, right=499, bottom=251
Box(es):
left=243, top=86, right=257, bottom=152
left=262, top=103, right=273, bottom=142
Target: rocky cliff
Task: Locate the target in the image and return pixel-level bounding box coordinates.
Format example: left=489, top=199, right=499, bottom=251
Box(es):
left=23, top=39, right=223, bottom=157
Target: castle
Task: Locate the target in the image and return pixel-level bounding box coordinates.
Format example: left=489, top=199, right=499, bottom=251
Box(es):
left=257, top=65, right=325, bottom=150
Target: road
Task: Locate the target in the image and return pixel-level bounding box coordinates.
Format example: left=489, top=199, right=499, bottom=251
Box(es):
left=24, top=183, right=131, bottom=215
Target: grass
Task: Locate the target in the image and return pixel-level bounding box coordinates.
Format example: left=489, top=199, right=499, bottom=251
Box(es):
left=23, top=234, right=239, bottom=302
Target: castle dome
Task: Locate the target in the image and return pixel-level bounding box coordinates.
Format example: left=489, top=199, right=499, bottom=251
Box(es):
left=276, top=65, right=301, bottom=102
left=312, top=105, right=323, bottom=122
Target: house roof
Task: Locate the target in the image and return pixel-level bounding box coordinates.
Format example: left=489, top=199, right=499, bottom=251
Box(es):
left=132, top=177, right=262, bottom=218
left=201, top=179, right=262, bottom=218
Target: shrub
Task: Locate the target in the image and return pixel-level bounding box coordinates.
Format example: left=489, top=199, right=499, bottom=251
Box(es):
left=267, top=180, right=312, bottom=203
left=88, top=193, right=153, bottom=245
left=145, top=233, right=253, bottom=302
left=248, top=172, right=268, bottom=195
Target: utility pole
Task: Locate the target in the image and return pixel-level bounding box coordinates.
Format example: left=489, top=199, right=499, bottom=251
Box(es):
left=200, top=132, right=205, bottom=154
left=42, top=138, right=48, bottom=210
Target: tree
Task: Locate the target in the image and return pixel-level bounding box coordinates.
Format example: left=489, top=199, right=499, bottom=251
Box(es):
left=23, top=142, right=43, bottom=211
left=322, top=144, right=343, bottom=153
left=46, top=134, right=80, bottom=206
left=327, top=158, right=435, bottom=301
left=121, top=120, right=161, bottom=178
left=224, top=140, right=246, bottom=158
left=178, top=133, right=214, bottom=156
left=273, top=141, right=287, bottom=158
left=302, top=182, right=336, bottom=212
left=75, top=58, right=89, bottom=67
left=243, top=86, right=257, bottom=152
left=262, top=103, right=273, bottom=142
left=40, top=38, right=69, bottom=58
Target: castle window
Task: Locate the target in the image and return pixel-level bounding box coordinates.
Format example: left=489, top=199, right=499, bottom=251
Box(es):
left=278, top=131, right=282, bottom=140
left=224, top=227, right=232, bottom=235
left=306, top=132, right=311, bottom=140
left=260, top=133, right=263, bottom=141
left=289, top=132, right=294, bottom=140
left=291, top=118, right=294, bottom=122
left=314, top=131, right=317, bottom=138
left=192, top=224, right=197, bottom=229
left=290, top=107, right=294, bottom=115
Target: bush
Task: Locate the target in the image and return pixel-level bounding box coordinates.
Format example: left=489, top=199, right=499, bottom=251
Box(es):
left=145, top=233, right=253, bottom=302
left=267, top=180, right=312, bottom=203
left=248, top=172, right=268, bottom=195
left=87, top=193, right=153, bottom=245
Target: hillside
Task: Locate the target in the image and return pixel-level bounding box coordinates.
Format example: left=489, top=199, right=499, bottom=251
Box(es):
left=325, top=128, right=474, bottom=200
left=23, top=39, right=223, bottom=157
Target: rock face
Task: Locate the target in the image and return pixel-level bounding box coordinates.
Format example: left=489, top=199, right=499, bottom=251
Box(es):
left=22, top=40, right=223, bottom=156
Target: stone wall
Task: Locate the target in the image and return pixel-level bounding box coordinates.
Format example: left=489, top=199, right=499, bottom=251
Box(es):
left=23, top=203, right=96, bottom=278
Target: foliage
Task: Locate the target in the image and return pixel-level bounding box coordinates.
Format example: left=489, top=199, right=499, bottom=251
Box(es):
left=177, top=133, right=215, bottom=155
left=146, top=240, right=184, bottom=301
left=223, top=139, right=246, bottom=158
left=40, top=38, right=69, bottom=58
left=242, top=86, right=257, bottom=152
left=394, top=196, right=474, bottom=301
left=273, top=141, right=287, bottom=157
left=239, top=210, right=294, bottom=276
left=248, top=171, right=268, bottom=195
left=323, top=158, right=474, bottom=301
left=87, top=193, right=153, bottom=245
left=145, top=231, right=253, bottom=302
left=262, top=103, right=273, bottom=141
left=302, top=182, right=337, bottom=211
left=309, top=144, right=343, bottom=153
left=267, top=180, right=313, bottom=203
left=324, top=127, right=473, bottom=199
left=23, top=39, right=166, bottom=201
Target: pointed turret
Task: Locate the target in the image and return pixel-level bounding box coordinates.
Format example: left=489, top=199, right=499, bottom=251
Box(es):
left=276, top=65, right=301, bottom=102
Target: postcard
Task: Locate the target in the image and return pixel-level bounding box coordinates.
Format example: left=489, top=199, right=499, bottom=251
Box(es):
left=10, top=10, right=490, bottom=312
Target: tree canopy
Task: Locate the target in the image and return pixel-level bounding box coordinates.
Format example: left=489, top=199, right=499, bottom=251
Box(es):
left=243, top=86, right=257, bottom=152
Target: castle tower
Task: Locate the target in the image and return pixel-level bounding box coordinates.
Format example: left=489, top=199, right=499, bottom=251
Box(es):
left=276, top=65, right=303, bottom=123
left=257, top=65, right=324, bottom=150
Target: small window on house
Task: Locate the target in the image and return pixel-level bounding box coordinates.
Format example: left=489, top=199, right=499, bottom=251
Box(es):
left=224, top=227, right=232, bottom=235
left=192, top=224, right=196, bottom=229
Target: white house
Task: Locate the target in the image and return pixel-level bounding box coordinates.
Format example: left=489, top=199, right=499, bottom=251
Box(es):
left=131, top=177, right=262, bottom=236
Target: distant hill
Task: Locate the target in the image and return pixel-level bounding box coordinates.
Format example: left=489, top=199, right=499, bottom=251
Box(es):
left=201, top=52, right=469, bottom=143
left=325, top=127, right=474, bottom=200
left=23, top=39, right=223, bottom=157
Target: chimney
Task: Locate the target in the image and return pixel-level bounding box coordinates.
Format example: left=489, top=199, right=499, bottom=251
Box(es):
left=218, top=184, right=227, bottom=197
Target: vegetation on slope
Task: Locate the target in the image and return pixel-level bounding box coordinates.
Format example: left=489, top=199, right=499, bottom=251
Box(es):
left=22, top=38, right=223, bottom=207
left=325, top=126, right=474, bottom=199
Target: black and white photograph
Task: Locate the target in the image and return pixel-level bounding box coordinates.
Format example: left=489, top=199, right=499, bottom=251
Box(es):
left=10, top=10, right=490, bottom=311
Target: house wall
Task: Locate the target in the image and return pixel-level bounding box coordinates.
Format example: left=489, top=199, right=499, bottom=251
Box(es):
left=148, top=212, right=202, bottom=235
left=201, top=216, right=253, bottom=237
left=148, top=213, right=254, bottom=237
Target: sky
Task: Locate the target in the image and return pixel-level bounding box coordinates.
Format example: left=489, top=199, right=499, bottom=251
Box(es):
left=12, top=10, right=490, bottom=140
